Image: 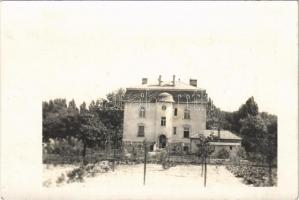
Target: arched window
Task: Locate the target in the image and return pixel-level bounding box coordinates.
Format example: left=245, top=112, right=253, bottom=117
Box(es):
left=184, top=108, right=191, bottom=119
left=139, top=107, right=146, bottom=118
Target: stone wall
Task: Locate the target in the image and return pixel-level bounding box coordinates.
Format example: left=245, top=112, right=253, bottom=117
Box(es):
left=210, top=145, right=240, bottom=159
left=168, top=142, right=191, bottom=155
left=123, top=141, right=157, bottom=157
left=190, top=139, right=241, bottom=159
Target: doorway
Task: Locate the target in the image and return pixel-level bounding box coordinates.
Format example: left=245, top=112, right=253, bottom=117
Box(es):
left=159, top=135, right=167, bottom=148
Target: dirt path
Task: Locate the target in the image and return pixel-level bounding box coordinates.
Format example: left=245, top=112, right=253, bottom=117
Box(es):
left=44, top=164, right=248, bottom=190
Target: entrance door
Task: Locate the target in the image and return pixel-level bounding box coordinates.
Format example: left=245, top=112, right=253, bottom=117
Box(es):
left=159, top=135, right=167, bottom=148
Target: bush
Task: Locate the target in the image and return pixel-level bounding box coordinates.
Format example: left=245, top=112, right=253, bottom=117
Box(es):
left=56, top=173, right=66, bottom=185
left=66, top=161, right=113, bottom=183
left=67, top=166, right=85, bottom=183
left=92, top=161, right=112, bottom=174
left=236, top=147, right=247, bottom=159
left=43, top=179, right=52, bottom=187
left=155, top=150, right=176, bottom=169
left=43, top=137, right=83, bottom=156
left=156, top=150, right=167, bottom=163
left=226, top=165, right=277, bottom=187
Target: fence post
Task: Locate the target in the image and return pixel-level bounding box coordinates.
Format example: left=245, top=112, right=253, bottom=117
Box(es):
left=112, top=149, right=115, bottom=172
left=112, top=136, right=116, bottom=172
left=143, top=140, right=147, bottom=185
left=201, top=156, right=204, bottom=177
left=204, top=155, right=207, bottom=187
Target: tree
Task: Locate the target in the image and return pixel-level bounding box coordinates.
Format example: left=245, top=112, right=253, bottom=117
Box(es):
left=240, top=115, right=267, bottom=157
left=195, top=134, right=216, bottom=187
left=52, top=99, right=68, bottom=112
left=95, top=89, right=125, bottom=151
left=229, top=111, right=242, bottom=134
left=42, top=98, right=69, bottom=141
left=106, top=88, right=125, bottom=110
left=214, top=97, right=259, bottom=135
left=78, top=103, right=107, bottom=164
left=259, top=112, right=277, bottom=185
left=80, top=101, right=87, bottom=113
left=206, top=98, right=220, bottom=129
left=238, top=97, right=259, bottom=119
left=42, top=93, right=125, bottom=161
left=65, top=99, right=80, bottom=138
left=68, top=99, right=79, bottom=112
left=206, top=98, right=234, bottom=132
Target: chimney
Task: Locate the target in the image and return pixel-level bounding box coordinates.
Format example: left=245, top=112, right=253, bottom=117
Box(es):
left=142, top=78, right=148, bottom=85
left=189, top=79, right=197, bottom=87
left=158, top=75, right=162, bottom=86
left=172, top=75, right=176, bottom=86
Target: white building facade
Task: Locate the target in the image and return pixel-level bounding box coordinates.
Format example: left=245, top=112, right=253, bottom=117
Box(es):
left=122, top=76, right=241, bottom=156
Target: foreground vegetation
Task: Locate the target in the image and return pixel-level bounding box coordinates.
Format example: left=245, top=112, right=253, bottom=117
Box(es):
left=43, top=161, right=114, bottom=187
left=226, top=165, right=277, bottom=187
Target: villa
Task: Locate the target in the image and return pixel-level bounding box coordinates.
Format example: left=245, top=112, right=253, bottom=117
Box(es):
left=122, top=75, right=241, bottom=158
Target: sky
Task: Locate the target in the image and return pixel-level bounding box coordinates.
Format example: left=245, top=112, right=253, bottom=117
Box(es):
left=1, top=1, right=297, bottom=114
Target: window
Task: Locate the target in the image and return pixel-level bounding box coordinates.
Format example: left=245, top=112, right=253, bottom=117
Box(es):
left=139, top=107, right=145, bottom=118
left=229, top=146, right=232, bottom=150
left=161, top=117, right=166, bottom=126
left=183, top=146, right=189, bottom=152
left=173, top=127, right=177, bottom=135
left=184, top=108, right=191, bottom=119
left=137, top=125, right=144, bottom=137
left=174, top=108, right=178, bottom=116
left=162, top=105, right=167, bottom=110
left=183, top=127, right=190, bottom=138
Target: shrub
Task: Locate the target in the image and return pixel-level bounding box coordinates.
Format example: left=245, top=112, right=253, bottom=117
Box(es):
left=156, top=150, right=167, bottom=163
left=236, top=147, right=247, bottom=159
left=43, top=179, right=52, bottom=187
left=226, top=165, right=277, bottom=187
left=65, top=161, right=113, bottom=183
left=56, top=173, right=66, bottom=185
left=155, top=150, right=175, bottom=169
left=43, top=137, right=84, bottom=156
left=67, top=166, right=85, bottom=183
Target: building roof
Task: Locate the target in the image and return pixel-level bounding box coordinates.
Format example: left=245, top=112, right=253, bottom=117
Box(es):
left=190, top=130, right=242, bottom=140
left=209, top=142, right=241, bottom=146
left=127, top=81, right=204, bottom=91
left=124, top=81, right=207, bottom=103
